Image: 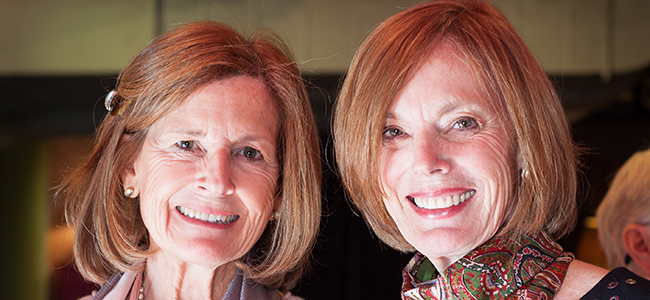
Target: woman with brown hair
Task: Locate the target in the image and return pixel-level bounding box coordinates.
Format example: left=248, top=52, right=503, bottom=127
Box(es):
left=57, top=21, right=320, bottom=299
left=334, top=0, right=649, bottom=298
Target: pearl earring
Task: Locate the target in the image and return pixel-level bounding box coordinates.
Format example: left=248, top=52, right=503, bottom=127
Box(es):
left=124, top=188, right=134, bottom=198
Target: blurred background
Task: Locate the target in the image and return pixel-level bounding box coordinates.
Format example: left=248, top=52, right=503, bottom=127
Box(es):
left=1, top=0, right=650, bottom=299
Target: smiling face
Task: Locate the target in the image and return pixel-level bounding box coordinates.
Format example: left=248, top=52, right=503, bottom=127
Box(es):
left=380, top=41, right=516, bottom=270
left=123, top=76, right=279, bottom=268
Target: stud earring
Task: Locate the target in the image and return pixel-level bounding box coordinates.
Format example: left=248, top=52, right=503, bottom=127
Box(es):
left=124, top=188, right=135, bottom=198
left=521, top=168, right=530, bottom=179
left=270, top=211, right=279, bottom=221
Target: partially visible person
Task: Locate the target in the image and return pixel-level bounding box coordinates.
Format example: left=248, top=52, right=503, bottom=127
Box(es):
left=333, top=0, right=650, bottom=299
left=597, top=148, right=650, bottom=279
left=56, top=21, right=320, bottom=300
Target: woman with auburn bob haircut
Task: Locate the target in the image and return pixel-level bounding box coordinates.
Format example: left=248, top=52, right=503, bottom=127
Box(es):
left=334, top=0, right=649, bottom=299
left=57, top=22, right=320, bottom=299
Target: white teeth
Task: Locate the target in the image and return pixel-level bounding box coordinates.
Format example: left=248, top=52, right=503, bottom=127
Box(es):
left=410, top=190, right=475, bottom=210
left=177, top=206, right=238, bottom=224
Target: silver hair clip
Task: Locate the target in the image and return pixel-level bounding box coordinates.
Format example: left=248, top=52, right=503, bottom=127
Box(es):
left=104, top=90, right=117, bottom=112
left=104, top=90, right=132, bottom=116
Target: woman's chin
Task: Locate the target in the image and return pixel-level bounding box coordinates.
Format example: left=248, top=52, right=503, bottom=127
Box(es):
left=153, top=239, right=248, bottom=268
left=405, top=227, right=486, bottom=265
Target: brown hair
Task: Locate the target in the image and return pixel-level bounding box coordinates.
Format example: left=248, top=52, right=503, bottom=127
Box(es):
left=57, top=21, right=321, bottom=290
left=597, top=148, right=650, bottom=268
left=334, top=0, right=578, bottom=252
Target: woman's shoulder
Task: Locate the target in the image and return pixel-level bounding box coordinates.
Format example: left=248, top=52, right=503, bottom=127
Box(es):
left=555, top=259, right=609, bottom=299
left=556, top=260, right=650, bottom=299
left=82, top=272, right=140, bottom=300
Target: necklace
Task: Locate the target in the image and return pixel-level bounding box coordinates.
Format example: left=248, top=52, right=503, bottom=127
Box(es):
left=138, top=269, right=145, bottom=300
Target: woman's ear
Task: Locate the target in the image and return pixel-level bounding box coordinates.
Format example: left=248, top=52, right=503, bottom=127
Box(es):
left=515, top=145, right=528, bottom=180
left=121, top=166, right=138, bottom=197
left=120, top=134, right=140, bottom=198
left=623, top=223, right=650, bottom=274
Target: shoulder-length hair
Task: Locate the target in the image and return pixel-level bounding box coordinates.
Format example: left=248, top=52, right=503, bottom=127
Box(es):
left=597, top=149, right=650, bottom=268
left=57, top=21, right=321, bottom=291
left=334, top=0, right=578, bottom=252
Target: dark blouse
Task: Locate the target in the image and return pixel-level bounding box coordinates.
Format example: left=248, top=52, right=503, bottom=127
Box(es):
left=580, top=267, right=650, bottom=300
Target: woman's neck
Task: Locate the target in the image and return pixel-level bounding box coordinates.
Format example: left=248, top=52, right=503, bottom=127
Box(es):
left=627, top=261, right=650, bottom=279
left=143, top=251, right=238, bottom=300
left=425, top=253, right=465, bottom=273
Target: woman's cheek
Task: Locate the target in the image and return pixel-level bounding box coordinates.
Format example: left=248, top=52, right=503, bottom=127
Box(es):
left=380, top=148, right=408, bottom=196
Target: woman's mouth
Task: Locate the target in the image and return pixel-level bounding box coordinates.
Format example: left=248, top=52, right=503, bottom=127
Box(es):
left=177, top=206, right=239, bottom=224
left=407, top=189, right=475, bottom=209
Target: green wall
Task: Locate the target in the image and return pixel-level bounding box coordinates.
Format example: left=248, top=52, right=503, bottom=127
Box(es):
left=0, top=142, right=49, bottom=299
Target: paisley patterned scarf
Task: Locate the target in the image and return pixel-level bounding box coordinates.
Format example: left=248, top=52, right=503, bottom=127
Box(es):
left=402, top=232, right=574, bottom=300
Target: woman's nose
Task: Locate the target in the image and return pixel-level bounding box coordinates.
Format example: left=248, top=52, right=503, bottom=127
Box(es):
left=195, top=151, right=235, bottom=196
left=412, top=136, right=451, bottom=175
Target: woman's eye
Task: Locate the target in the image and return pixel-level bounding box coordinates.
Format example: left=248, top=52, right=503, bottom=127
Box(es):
left=237, top=146, right=263, bottom=160
left=176, top=140, right=196, bottom=150
left=383, top=127, right=404, bottom=138
left=453, top=118, right=477, bottom=129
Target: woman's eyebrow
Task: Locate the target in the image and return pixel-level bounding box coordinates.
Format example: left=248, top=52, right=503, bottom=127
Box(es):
left=165, top=127, right=205, bottom=138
